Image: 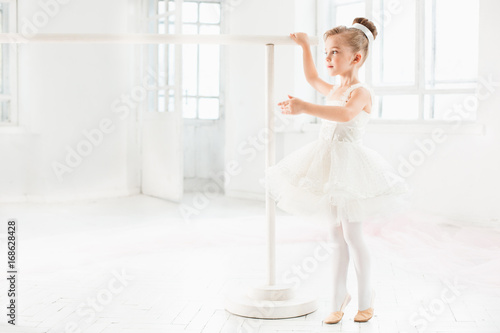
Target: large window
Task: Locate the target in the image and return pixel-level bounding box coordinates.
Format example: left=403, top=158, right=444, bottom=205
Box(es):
left=0, top=0, right=17, bottom=125
left=322, top=0, right=479, bottom=122
left=146, top=0, right=222, bottom=120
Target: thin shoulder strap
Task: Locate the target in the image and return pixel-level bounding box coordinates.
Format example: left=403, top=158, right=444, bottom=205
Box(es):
left=341, top=83, right=374, bottom=104
left=341, top=83, right=364, bottom=101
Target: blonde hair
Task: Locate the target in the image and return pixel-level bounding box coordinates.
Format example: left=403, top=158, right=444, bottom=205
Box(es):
left=323, top=17, right=378, bottom=65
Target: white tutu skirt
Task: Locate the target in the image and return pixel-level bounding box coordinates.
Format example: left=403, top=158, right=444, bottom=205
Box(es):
left=262, top=138, right=413, bottom=226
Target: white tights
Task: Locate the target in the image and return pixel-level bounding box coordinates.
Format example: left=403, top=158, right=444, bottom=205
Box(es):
left=330, top=218, right=372, bottom=311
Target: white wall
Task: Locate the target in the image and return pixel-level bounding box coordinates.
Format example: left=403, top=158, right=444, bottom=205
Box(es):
left=0, top=0, right=139, bottom=201
left=224, top=0, right=500, bottom=226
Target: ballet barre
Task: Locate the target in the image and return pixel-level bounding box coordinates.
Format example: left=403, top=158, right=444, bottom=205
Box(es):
left=0, top=32, right=319, bottom=319
left=0, top=33, right=318, bottom=45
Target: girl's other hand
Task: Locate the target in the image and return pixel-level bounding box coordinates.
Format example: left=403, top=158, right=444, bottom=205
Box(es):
left=278, top=95, right=304, bottom=115
left=289, top=32, right=310, bottom=48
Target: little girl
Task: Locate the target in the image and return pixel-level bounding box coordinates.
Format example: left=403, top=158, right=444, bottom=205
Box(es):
left=264, top=17, right=412, bottom=324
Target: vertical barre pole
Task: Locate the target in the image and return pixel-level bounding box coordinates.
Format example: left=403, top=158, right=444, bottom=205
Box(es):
left=265, top=44, right=276, bottom=286
left=225, top=42, right=317, bottom=319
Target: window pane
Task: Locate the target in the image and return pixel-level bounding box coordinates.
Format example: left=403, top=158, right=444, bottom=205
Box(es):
left=182, top=44, right=198, bottom=95
left=425, top=0, right=479, bottom=89
left=199, top=45, right=220, bottom=96
left=158, top=93, right=166, bottom=112
left=168, top=1, right=175, bottom=22
left=0, top=100, right=10, bottom=122
left=159, top=1, right=223, bottom=120
left=182, top=23, right=198, bottom=34
left=183, top=97, right=197, bottom=118
left=198, top=98, right=219, bottom=119
left=199, top=3, right=220, bottom=24
left=424, top=94, right=477, bottom=121
left=168, top=92, right=174, bottom=112
left=335, top=3, right=365, bottom=26
left=158, top=0, right=167, bottom=14
left=182, top=2, right=198, bottom=23
left=158, top=19, right=166, bottom=33
left=378, top=95, right=419, bottom=120
left=372, top=0, right=416, bottom=86
left=168, top=22, right=175, bottom=34
left=200, top=25, right=220, bottom=35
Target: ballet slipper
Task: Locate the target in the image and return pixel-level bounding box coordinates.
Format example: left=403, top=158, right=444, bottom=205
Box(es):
left=354, top=289, right=375, bottom=322
left=323, top=292, right=351, bottom=324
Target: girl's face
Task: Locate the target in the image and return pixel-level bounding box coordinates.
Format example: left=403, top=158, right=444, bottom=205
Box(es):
left=324, top=35, right=360, bottom=76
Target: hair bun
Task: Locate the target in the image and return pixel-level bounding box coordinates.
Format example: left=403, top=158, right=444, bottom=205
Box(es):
left=352, top=17, right=378, bottom=40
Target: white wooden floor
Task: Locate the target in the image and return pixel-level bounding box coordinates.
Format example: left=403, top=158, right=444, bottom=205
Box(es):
left=0, top=194, right=499, bottom=333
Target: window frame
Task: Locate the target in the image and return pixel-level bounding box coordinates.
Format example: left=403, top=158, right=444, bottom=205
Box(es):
left=0, top=0, right=18, bottom=127
left=144, top=0, right=224, bottom=122
left=143, top=0, right=178, bottom=115
left=313, top=0, right=481, bottom=129
left=169, top=0, right=223, bottom=121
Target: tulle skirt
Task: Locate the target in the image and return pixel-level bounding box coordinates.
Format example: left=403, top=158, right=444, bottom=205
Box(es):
left=261, top=138, right=413, bottom=226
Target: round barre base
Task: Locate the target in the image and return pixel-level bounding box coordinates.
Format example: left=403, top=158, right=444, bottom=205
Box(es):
left=224, top=284, right=318, bottom=319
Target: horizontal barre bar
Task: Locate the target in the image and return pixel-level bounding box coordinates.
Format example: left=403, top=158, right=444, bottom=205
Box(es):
left=0, top=33, right=319, bottom=45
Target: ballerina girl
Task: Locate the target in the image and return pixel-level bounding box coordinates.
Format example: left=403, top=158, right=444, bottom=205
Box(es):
left=265, top=17, right=412, bottom=324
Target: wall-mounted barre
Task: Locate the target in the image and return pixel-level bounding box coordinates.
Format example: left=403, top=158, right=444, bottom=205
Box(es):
left=0, top=33, right=319, bottom=45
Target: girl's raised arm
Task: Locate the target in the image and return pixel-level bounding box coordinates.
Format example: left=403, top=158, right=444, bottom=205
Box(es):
left=290, top=32, right=333, bottom=96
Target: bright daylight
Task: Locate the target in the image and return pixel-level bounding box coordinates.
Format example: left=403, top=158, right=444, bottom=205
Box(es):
left=0, top=0, right=498, bottom=332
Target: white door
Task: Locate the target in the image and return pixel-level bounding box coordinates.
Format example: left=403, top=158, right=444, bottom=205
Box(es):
left=141, top=109, right=183, bottom=202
